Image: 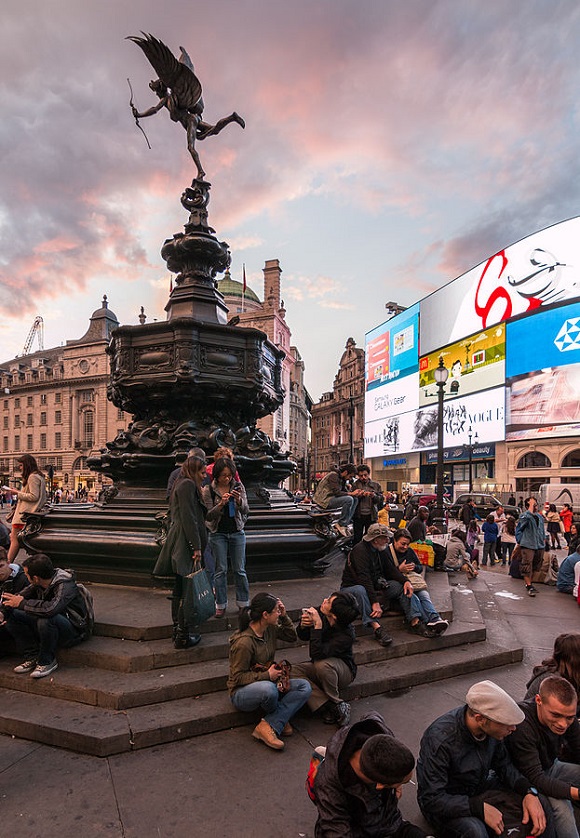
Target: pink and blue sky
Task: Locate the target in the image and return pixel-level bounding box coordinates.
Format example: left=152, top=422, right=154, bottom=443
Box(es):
left=2, top=0, right=580, bottom=398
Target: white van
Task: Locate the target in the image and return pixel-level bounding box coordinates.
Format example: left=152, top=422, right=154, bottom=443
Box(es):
left=538, top=483, right=580, bottom=509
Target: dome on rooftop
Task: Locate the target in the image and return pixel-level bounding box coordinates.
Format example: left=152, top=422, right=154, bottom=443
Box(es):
left=217, top=271, right=261, bottom=305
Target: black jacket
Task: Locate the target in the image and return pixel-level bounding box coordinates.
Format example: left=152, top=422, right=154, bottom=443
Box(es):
left=14, top=568, right=85, bottom=620
left=313, top=712, right=407, bottom=838
left=0, top=565, right=29, bottom=621
left=417, top=705, right=529, bottom=825
left=296, top=607, right=357, bottom=678
left=506, top=699, right=580, bottom=799
left=341, top=540, right=407, bottom=606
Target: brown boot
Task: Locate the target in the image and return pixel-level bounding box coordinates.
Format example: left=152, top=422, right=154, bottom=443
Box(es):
left=281, top=722, right=293, bottom=736
left=252, top=719, right=284, bottom=750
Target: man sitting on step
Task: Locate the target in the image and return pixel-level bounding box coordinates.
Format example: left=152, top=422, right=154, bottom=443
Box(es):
left=340, top=523, right=431, bottom=646
left=294, top=591, right=360, bottom=728
left=1, top=553, right=87, bottom=679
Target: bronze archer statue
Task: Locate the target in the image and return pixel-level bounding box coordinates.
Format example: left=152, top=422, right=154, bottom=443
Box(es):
left=127, top=33, right=245, bottom=180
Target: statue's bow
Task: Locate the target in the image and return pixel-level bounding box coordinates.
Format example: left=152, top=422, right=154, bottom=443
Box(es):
left=127, top=77, right=152, bottom=149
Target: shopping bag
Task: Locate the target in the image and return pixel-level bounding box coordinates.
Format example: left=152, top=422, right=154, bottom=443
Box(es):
left=410, top=541, right=435, bottom=567
left=183, top=562, right=215, bottom=625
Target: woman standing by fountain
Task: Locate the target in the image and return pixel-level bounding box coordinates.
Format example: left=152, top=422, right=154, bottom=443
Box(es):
left=202, top=457, right=250, bottom=617
left=154, top=456, right=208, bottom=648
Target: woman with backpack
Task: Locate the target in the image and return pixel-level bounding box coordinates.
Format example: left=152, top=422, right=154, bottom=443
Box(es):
left=202, top=457, right=250, bottom=618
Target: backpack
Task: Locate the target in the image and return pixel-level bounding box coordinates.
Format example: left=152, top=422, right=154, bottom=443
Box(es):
left=64, top=572, right=95, bottom=639
left=306, top=746, right=326, bottom=803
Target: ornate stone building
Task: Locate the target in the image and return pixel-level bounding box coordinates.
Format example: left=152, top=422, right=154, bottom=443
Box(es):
left=0, top=298, right=130, bottom=496
left=217, top=259, right=311, bottom=481
left=311, top=338, right=365, bottom=478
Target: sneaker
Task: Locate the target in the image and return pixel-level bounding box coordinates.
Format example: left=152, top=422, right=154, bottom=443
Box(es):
left=214, top=608, right=226, bottom=618
left=13, top=658, right=37, bottom=674
left=374, top=627, right=393, bottom=647
left=526, top=585, right=537, bottom=597
left=252, top=719, right=284, bottom=750
left=30, top=660, right=58, bottom=679
left=281, top=722, right=293, bottom=737
left=426, top=618, right=449, bottom=635
left=335, top=701, right=351, bottom=728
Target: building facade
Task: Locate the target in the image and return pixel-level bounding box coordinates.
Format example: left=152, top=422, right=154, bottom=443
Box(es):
left=0, top=298, right=130, bottom=497
left=311, top=338, right=365, bottom=479
left=217, top=259, right=311, bottom=481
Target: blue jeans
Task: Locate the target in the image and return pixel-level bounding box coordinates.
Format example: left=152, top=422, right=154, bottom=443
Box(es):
left=341, top=584, right=374, bottom=628
left=209, top=530, right=250, bottom=609
left=326, top=495, right=357, bottom=525
left=378, top=580, right=423, bottom=624
left=547, top=759, right=580, bottom=837
left=6, top=609, right=82, bottom=664
left=414, top=589, right=440, bottom=623
left=231, top=679, right=312, bottom=735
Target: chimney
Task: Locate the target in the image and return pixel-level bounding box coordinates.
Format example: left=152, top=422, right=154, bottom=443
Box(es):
left=263, top=259, right=282, bottom=311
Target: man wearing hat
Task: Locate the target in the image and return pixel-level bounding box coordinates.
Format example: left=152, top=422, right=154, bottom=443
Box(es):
left=313, top=710, right=433, bottom=837
left=313, top=462, right=358, bottom=538
left=417, top=680, right=553, bottom=837
left=341, top=523, right=430, bottom=646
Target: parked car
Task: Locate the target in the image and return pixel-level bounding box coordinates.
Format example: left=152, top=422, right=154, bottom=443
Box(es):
left=448, top=493, right=520, bottom=521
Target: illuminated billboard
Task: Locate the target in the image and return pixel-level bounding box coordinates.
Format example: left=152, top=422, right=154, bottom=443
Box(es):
left=419, top=324, right=505, bottom=406
left=364, top=387, right=505, bottom=458
left=420, top=217, right=580, bottom=356
left=365, top=304, right=419, bottom=391
left=506, top=300, right=580, bottom=440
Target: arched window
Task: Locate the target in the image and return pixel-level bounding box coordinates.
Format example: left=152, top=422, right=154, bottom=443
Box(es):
left=72, top=457, right=87, bottom=471
left=516, top=452, right=552, bottom=469
left=562, top=449, right=580, bottom=468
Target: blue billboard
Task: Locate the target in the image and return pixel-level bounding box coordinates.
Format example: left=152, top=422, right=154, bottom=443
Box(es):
left=506, top=300, right=580, bottom=378
left=365, top=303, right=420, bottom=391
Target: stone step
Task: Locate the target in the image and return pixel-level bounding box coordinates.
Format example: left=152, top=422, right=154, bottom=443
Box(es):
left=0, top=569, right=523, bottom=756
left=0, top=618, right=482, bottom=709
left=0, top=627, right=521, bottom=757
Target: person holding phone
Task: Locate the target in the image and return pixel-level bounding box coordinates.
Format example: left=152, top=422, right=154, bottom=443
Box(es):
left=202, top=457, right=250, bottom=618
left=4, top=455, right=47, bottom=563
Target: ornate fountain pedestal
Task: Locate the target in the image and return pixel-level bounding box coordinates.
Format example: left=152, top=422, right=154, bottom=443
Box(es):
left=25, top=180, right=335, bottom=583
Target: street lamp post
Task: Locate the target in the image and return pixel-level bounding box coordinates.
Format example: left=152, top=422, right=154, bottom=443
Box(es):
left=467, top=425, right=479, bottom=494
left=348, top=396, right=355, bottom=464
left=434, top=356, right=449, bottom=531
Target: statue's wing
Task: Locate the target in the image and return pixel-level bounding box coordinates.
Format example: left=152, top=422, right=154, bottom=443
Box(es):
left=127, top=33, right=202, bottom=110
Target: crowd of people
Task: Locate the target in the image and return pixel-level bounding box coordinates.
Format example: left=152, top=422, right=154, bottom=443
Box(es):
left=2, top=452, right=580, bottom=835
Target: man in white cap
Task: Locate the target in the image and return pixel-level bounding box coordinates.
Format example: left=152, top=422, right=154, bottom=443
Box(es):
left=417, top=679, right=554, bottom=837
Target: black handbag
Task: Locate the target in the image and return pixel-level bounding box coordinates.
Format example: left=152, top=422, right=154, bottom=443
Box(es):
left=182, top=561, right=215, bottom=625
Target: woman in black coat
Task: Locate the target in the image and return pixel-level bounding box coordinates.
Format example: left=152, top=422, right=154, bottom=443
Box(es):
left=154, top=456, right=208, bottom=648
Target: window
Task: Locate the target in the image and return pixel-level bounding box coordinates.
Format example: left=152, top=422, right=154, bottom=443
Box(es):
left=2, top=417, right=7, bottom=429
left=83, top=411, right=94, bottom=447
left=55, top=432, right=62, bottom=449
left=55, top=393, right=61, bottom=404
left=14, top=398, right=20, bottom=408
left=3, top=400, right=7, bottom=409
left=25, top=413, right=32, bottom=426
left=40, top=394, right=47, bottom=405
left=40, top=433, right=47, bottom=450
left=14, top=436, right=20, bottom=451
left=562, top=449, right=580, bottom=468
left=516, top=452, right=552, bottom=469
left=56, top=456, right=62, bottom=470
left=27, top=396, right=33, bottom=406
left=27, top=434, right=33, bottom=450
left=2, top=437, right=7, bottom=452
left=40, top=412, right=47, bottom=426
left=55, top=411, right=62, bottom=424
left=117, top=408, right=124, bottom=420
left=14, top=415, right=20, bottom=428
left=79, top=389, right=94, bottom=403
